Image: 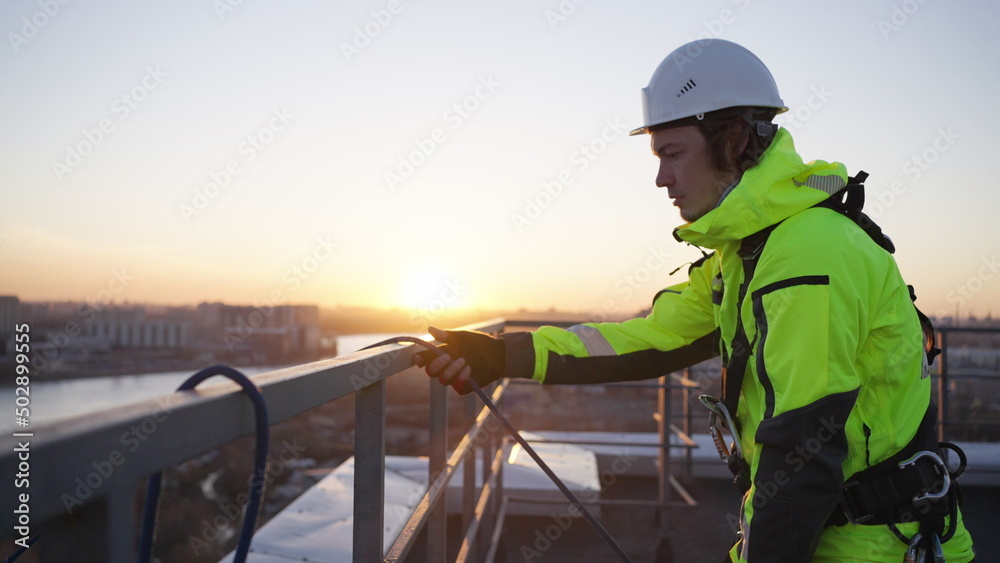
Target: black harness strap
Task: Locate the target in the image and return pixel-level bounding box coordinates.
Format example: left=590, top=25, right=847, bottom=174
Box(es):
left=721, top=224, right=777, bottom=426
left=715, top=224, right=778, bottom=493
left=812, top=171, right=895, bottom=254
left=721, top=171, right=903, bottom=424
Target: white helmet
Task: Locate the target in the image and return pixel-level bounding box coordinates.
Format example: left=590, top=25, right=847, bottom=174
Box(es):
left=629, top=39, right=787, bottom=136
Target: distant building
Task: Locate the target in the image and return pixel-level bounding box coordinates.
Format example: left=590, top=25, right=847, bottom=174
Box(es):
left=197, top=302, right=224, bottom=330
left=9, top=300, right=324, bottom=367
left=85, top=307, right=191, bottom=350
left=0, top=296, right=19, bottom=330
left=0, top=295, right=20, bottom=356
left=90, top=320, right=190, bottom=349
left=220, top=304, right=320, bottom=361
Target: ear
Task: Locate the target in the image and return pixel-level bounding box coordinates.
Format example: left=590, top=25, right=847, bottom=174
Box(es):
left=731, top=125, right=751, bottom=159
left=721, top=125, right=751, bottom=172
left=727, top=123, right=755, bottom=173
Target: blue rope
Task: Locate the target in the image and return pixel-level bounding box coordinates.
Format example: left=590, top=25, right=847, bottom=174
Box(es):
left=137, top=365, right=270, bottom=563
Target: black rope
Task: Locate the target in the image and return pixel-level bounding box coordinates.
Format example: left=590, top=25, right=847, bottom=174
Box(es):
left=361, top=336, right=634, bottom=563
left=137, top=365, right=270, bottom=563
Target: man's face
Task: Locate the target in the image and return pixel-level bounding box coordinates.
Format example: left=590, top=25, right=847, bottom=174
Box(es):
left=650, top=125, right=737, bottom=223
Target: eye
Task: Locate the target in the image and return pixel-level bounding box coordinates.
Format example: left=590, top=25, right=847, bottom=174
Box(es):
left=661, top=151, right=681, bottom=161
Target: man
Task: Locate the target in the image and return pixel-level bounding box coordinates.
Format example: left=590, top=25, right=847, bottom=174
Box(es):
left=414, top=39, right=975, bottom=562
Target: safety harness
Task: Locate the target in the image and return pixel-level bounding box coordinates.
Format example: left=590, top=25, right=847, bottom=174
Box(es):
left=701, top=172, right=966, bottom=561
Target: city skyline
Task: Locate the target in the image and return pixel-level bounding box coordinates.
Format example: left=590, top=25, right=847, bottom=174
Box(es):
left=8, top=294, right=997, bottom=326
left=3, top=1, right=1000, bottom=322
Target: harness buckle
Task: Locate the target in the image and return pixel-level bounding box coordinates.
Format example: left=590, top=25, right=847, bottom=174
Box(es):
left=838, top=480, right=874, bottom=525
left=898, top=451, right=950, bottom=503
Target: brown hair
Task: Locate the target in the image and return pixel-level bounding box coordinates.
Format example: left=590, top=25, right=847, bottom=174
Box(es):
left=651, top=106, right=778, bottom=174
left=696, top=107, right=778, bottom=174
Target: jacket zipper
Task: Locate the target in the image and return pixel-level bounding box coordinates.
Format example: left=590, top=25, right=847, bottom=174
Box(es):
left=862, top=423, right=872, bottom=467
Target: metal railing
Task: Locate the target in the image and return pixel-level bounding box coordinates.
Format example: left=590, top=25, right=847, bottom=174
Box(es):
left=935, top=326, right=1000, bottom=442
left=0, top=316, right=698, bottom=562
left=503, top=320, right=702, bottom=509
left=1, top=320, right=510, bottom=562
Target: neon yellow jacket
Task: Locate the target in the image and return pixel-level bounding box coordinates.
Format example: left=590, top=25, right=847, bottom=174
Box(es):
left=504, top=129, right=975, bottom=562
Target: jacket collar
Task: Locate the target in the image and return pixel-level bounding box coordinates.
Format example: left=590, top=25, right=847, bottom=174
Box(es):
left=674, top=128, right=848, bottom=250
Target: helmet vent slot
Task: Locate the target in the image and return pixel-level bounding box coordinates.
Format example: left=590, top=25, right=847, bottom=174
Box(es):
left=676, top=79, right=697, bottom=98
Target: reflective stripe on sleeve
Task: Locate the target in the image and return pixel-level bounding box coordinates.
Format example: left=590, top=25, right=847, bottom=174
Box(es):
left=567, top=325, right=617, bottom=357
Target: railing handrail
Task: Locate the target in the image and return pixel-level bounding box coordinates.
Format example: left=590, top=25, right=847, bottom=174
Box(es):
left=936, top=326, right=1000, bottom=334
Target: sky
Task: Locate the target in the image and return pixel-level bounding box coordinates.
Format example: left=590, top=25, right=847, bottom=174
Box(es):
left=2, top=0, right=999, bottom=323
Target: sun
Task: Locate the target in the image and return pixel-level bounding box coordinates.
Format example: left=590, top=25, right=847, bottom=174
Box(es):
left=396, top=265, right=468, bottom=312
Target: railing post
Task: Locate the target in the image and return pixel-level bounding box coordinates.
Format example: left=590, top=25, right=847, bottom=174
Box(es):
left=355, top=379, right=386, bottom=563
left=428, top=378, right=448, bottom=562
left=479, top=395, right=493, bottom=561
left=937, top=329, right=949, bottom=442
left=682, top=368, right=692, bottom=478
left=657, top=373, right=672, bottom=549
left=463, top=393, right=478, bottom=558
left=108, top=487, right=137, bottom=562
left=657, top=374, right=670, bottom=507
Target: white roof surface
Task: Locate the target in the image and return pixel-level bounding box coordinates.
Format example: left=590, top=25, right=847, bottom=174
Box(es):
left=221, top=432, right=601, bottom=562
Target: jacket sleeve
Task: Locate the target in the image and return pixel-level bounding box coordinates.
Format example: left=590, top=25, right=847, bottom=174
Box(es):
left=505, top=253, right=720, bottom=384
left=739, top=214, right=864, bottom=562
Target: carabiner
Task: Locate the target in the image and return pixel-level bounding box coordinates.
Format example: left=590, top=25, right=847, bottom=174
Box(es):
left=904, top=533, right=925, bottom=563
left=706, top=409, right=729, bottom=461
left=899, top=450, right=951, bottom=503
left=931, top=533, right=945, bottom=563
left=699, top=395, right=744, bottom=461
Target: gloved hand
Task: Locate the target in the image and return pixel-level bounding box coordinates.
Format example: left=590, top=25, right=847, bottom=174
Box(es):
left=413, top=327, right=506, bottom=394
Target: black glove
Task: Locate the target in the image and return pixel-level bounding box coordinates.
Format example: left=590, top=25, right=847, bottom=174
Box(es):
left=415, top=328, right=506, bottom=394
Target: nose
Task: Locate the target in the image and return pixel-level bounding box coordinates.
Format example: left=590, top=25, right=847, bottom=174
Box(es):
left=656, top=159, right=674, bottom=188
